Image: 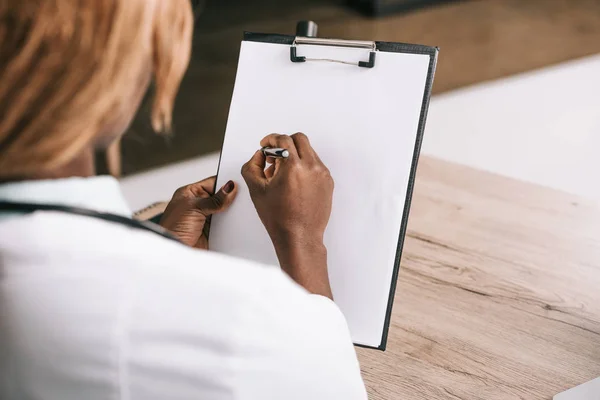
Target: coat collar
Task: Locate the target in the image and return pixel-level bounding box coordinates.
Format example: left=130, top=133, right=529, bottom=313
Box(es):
left=0, top=176, right=131, bottom=218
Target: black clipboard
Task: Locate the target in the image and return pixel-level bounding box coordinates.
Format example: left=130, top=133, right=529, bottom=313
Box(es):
left=217, top=32, right=438, bottom=350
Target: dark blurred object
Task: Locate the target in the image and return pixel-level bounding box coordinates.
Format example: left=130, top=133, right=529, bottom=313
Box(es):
left=95, top=141, right=121, bottom=177
left=296, top=21, right=318, bottom=37
left=348, top=0, right=459, bottom=16
left=190, top=0, right=206, bottom=21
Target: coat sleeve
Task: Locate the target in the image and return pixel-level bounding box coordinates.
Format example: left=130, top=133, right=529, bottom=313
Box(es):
left=122, top=252, right=368, bottom=400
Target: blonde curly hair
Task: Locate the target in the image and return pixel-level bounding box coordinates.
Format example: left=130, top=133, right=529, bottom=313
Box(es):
left=0, top=0, right=193, bottom=177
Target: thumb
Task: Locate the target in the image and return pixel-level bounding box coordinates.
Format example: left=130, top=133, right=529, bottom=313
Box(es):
left=195, top=180, right=238, bottom=216
left=241, top=150, right=267, bottom=189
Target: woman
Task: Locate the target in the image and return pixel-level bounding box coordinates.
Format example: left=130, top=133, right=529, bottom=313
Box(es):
left=0, top=1, right=367, bottom=399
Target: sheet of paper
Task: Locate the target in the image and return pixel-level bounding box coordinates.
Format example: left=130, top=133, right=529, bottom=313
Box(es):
left=210, top=40, right=430, bottom=347
left=554, top=378, right=600, bottom=400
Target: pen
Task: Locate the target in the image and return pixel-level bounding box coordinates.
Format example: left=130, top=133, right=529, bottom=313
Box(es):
left=261, top=147, right=290, bottom=159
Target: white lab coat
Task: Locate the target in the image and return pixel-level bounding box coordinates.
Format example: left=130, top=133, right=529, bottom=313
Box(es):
left=0, top=177, right=367, bottom=400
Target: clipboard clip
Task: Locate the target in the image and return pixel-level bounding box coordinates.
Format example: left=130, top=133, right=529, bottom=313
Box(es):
left=290, top=37, right=377, bottom=68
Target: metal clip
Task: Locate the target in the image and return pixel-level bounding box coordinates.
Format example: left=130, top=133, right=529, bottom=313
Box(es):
left=290, top=37, right=377, bottom=68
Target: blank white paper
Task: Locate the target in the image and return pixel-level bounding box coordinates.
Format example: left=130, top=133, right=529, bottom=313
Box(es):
left=210, top=40, right=430, bottom=347
left=554, top=378, right=600, bottom=400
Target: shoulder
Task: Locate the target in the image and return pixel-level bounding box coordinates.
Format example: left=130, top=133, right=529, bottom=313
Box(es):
left=121, top=249, right=366, bottom=399
left=0, top=210, right=300, bottom=302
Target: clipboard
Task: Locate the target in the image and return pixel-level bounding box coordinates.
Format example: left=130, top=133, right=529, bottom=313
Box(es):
left=210, top=32, right=438, bottom=350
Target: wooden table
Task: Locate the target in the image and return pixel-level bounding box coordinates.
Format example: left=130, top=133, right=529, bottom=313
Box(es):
left=357, top=156, right=600, bottom=399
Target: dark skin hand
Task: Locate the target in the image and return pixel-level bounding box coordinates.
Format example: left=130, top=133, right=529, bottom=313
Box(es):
left=159, top=133, right=334, bottom=299
left=160, top=177, right=238, bottom=249
left=242, top=132, right=334, bottom=299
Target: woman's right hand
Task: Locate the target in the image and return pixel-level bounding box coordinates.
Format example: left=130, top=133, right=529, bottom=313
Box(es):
left=241, top=133, right=334, bottom=299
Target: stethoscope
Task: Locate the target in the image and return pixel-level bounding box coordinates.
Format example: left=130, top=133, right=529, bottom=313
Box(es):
left=0, top=201, right=180, bottom=243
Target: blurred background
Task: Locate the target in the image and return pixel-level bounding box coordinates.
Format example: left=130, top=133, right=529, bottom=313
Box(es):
left=121, top=0, right=600, bottom=175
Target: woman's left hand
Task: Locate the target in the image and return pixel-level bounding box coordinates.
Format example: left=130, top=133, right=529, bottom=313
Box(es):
left=160, top=177, right=237, bottom=249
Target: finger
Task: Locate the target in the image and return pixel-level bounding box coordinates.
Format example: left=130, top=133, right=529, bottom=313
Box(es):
left=241, top=150, right=267, bottom=187
left=260, top=134, right=299, bottom=159
left=195, top=180, right=238, bottom=216
left=293, top=132, right=326, bottom=165
left=264, top=163, right=276, bottom=179
left=202, top=215, right=211, bottom=238
left=194, top=217, right=212, bottom=249
left=290, top=132, right=315, bottom=161
left=265, top=155, right=284, bottom=179
left=195, top=234, right=208, bottom=250
left=188, top=176, right=217, bottom=196
left=266, top=156, right=285, bottom=178
left=172, top=176, right=217, bottom=199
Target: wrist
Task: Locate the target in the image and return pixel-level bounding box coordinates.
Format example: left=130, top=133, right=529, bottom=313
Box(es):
left=270, top=232, right=332, bottom=299
left=270, top=227, right=325, bottom=252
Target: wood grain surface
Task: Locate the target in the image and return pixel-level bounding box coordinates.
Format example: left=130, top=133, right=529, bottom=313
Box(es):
left=357, top=156, right=600, bottom=399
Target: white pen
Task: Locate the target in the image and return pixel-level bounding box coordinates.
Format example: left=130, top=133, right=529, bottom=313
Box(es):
left=261, top=147, right=290, bottom=158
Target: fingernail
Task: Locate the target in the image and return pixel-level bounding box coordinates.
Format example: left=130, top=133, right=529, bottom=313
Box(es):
left=223, top=180, right=235, bottom=194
